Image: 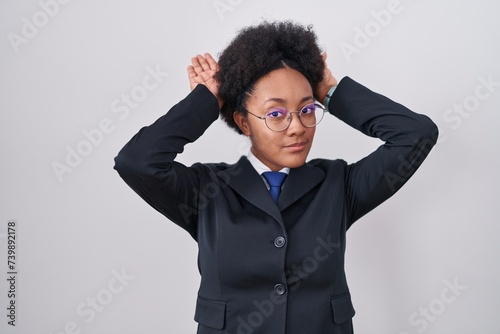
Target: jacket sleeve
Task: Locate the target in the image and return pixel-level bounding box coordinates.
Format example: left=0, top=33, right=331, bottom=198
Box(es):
left=113, top=84, right=220, bottom=240
left=328, top=77, right=439, bottom=227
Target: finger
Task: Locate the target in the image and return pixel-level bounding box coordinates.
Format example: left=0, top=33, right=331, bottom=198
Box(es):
left=321, top=52, right=327, bottom=62
left=187, top=66, right=200, bottom=90
left=197, top=55, right=211, bottom=71
left=191, top=56, right=200, bottom=66
left=204, top=53, right=219, bottom=71
left=187, top=65, right=197, bottom=78
left=191, top=56, right=205, bottom=74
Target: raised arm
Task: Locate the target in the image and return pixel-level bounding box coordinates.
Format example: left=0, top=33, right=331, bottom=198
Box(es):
left=114, top=54, right=222, bottom=239
left=318, top=58, right=438, bottom=226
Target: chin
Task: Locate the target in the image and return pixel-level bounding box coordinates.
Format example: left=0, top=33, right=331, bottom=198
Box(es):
left=284, top=155, right=308, bottom=169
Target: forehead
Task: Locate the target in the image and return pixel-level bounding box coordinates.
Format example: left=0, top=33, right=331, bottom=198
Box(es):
left=251, top=67, right=313, bottom=103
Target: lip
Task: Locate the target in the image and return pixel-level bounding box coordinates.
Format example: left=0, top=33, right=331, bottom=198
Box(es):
left=284, top=141, right=307, bottom=151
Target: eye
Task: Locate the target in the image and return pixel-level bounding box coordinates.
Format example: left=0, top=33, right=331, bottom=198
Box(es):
left=301, top=104, right=316, bottom=115
left=266, top=108, right=287, bottom=119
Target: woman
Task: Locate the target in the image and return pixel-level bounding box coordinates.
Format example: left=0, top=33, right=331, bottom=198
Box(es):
left=114, top=21, right=438, bottom=334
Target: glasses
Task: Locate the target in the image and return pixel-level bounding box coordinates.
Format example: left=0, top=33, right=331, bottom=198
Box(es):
left=246, top=102, right=327, bottom=132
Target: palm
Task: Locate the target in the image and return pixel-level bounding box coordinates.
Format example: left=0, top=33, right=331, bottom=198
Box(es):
left=187, top=53, right=222, bottom=108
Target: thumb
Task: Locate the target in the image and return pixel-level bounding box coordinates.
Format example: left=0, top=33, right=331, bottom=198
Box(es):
left=321, top=52, right=327, bottom=62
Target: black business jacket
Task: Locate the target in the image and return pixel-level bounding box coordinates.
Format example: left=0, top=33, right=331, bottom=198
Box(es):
left=114, top=77, right=438, bottom=334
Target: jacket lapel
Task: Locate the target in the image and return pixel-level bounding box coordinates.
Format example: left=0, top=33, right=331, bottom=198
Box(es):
left=278, top=163, right=325, bottom=211
left=218, top=156, right=325, bottom=223
left=218, top=156, right=283, bottom=224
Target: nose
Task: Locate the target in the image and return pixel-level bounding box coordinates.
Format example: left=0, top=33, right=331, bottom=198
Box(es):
left=286, top=112, right=306, bottom=135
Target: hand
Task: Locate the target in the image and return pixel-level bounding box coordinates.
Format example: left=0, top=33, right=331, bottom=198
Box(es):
left=187, top=53, right=223, bottom=109
left=316, top=52, right=338, bottom=104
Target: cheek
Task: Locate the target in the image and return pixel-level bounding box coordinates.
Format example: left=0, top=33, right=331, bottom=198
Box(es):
left=254, top=131, right=281, bottom=152
left=248, top=125, right=281, bottom=152
left=308, top=128, right=316, bottom=142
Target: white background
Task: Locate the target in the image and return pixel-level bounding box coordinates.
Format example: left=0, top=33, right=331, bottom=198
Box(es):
left=1, top=0, right=499, bottom=333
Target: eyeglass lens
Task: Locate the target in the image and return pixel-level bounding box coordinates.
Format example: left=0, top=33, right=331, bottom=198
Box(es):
left=265, top=104, right=325, bottom=131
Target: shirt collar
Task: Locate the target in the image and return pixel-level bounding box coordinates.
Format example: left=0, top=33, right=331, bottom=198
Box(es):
left=247, top=149, right=290, bottom=175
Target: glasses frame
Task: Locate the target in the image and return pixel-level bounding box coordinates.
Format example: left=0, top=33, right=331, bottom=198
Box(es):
left=245, top=101, right=327, bottom=132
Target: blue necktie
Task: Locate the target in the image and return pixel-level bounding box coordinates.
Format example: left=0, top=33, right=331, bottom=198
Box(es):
left=262, top=171, right=287, bottom=203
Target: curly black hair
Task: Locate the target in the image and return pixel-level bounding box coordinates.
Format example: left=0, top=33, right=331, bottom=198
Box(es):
left=215, top=21, right=325, bottom=134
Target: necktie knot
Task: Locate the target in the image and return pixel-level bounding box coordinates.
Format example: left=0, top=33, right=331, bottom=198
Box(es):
left=262, top=171, right=287, bottom=203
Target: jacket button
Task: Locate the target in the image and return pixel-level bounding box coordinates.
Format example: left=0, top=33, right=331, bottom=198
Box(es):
left=274, top=236, right=286, bottom=248
left=274, top=284, right=286, bottom=295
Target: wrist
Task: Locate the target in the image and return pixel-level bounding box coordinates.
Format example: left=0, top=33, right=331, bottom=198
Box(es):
left=322, top=85, right=337, bottom=108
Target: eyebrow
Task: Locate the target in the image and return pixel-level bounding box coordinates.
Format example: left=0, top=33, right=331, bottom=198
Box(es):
left=263, top=96, right=314, bottom=106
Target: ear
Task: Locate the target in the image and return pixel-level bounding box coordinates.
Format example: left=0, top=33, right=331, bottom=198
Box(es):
left=233, top=111, right=251, bottom=136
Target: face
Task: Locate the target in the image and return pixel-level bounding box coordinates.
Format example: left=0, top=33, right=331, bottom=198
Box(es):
left=233, top=67, right=316, bottom=171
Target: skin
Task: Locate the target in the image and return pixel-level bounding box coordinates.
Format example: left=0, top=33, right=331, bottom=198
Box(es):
left=234, top=67, right=316, bottom=171
left=187, top=52, right=337, bottom=171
